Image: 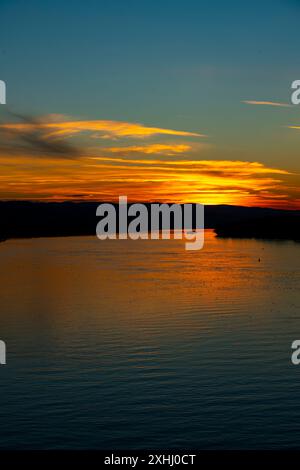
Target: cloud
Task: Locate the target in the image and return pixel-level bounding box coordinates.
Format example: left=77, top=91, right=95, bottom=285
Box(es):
left=0, top=113, right=79, bottom=159
left=101, top=144, right=193, bottom=156
left=0, top=113, right=205, bottom=161
left=1, top=149, right=297, bottom=208
left=87, top=157, right=290, bottom=174
left=0, top=113, right=298, bottom=209
left=242, top=100, right=292, bottom=108
left=0, top=118, right=205, bottom=140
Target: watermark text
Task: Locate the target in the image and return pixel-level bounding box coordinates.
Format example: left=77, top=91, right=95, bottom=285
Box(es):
left=96, top=196, right=204, bottom=250
left=0, top=340, right=6, bottom=365
left=0, top=80, right=6, bottom=104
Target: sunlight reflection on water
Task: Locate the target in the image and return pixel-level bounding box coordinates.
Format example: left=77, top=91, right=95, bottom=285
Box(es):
left=0, top=230, right=299, bottom=449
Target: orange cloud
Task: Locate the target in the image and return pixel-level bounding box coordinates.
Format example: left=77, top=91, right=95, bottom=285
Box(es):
left=0, top=150, right=298, bottom=209
left=101, top=144, right=193, bottom=156
left=0, top=114, right=298, bottom=209
left=242, top=100, right=291, bottom=108
left=0, top=119, right=204, bottom=139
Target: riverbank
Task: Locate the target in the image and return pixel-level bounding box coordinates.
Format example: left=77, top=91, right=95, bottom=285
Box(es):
left=0, top=201, right=299, bottom=242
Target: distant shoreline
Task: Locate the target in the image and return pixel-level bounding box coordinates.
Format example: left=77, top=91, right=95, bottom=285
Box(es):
left=0, top=201, right=299, bottom=243
left=1, top=233, right=299, bottom=245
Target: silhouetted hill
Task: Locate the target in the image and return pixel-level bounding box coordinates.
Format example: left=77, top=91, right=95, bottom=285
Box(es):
left=210, top=205, right=300, bottom=241
left=0, top=201, right=299, bottom=242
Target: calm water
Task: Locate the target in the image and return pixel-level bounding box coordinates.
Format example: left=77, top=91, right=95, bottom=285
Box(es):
left=0, top=230, right=300, bottom=449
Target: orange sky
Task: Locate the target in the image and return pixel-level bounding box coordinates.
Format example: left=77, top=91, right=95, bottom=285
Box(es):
left=0, top=115, right=299, bottom=209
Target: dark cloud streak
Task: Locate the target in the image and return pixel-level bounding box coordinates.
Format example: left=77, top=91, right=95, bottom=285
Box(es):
left=0, top=111, right=79, bottom=159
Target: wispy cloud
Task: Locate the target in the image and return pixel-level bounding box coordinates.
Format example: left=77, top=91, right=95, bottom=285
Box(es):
left=0, top=148, right=297, bottom=208
left=87, top=157, right=290, bottom=174
left=242, top=100, right=292, bottom=108
left=0, top=113, right=298, bottom=209
left=0, top=118, right=205, bottom=140
left=101, top=144, right=193, bottom=156
left=0, top=112, right=79, bottom=158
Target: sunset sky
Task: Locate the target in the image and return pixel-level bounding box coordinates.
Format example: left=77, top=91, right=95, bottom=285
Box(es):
left=0, top=0, right=300, bottom=208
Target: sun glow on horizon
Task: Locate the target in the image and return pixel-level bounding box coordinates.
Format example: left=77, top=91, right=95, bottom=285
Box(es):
left=0, top=115, right=299, bottom=210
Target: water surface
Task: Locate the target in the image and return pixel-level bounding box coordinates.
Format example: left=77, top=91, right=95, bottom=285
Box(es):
left=0, top=230, right=299, bottom=449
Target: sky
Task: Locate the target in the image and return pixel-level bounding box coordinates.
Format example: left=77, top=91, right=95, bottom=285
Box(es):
left=0, top=0, right=300, bottom=208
